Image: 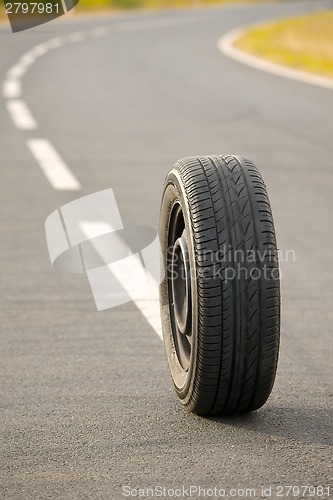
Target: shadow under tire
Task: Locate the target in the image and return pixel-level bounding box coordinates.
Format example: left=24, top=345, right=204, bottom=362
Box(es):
left=159, top=155, right=280, bottom=416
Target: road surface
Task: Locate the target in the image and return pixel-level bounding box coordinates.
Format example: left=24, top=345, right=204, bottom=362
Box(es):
left=0, top=1, right=332, bottom=498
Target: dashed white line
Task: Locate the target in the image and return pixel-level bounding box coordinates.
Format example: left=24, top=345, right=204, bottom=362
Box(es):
left=6, top=100, right=38, bottom=130
left=1, top=16, right=198, bottom=336
left=218, top=27, right=333, bottom=91
left=27, top=139, right=82, bottom=191
left=110, top=257, right=162, bottom=339
left=2, top=17, right=202, bottom=190
left=90, top=26, right=111, bottom=39
left=66, top=31, right=86, bottom=43
left=45, top=36, right=65, bottom=50
left=7, top=64, right=27, bottom=80
left=30, top=44, right=49, bottom=58
left=3, top=79, right=22, bottom=99
left=80, top=222, right=163, bottom=339
left=19, top=52, right=37, bottom=67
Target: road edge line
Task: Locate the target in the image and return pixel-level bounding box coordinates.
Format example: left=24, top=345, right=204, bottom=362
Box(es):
left=218, top=26, right=333, bottom=91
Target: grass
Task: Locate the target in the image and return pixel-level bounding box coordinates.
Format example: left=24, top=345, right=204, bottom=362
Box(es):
left=75, top=0, right=268, bottom=10
left=235, top=11, right=333, bottom=80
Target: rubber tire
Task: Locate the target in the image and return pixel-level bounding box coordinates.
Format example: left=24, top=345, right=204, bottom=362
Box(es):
left=159, top=155, right=280, bottom=416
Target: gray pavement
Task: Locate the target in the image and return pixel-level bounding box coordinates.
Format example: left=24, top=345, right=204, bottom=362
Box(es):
left=0, top=1, right=332, bottom=498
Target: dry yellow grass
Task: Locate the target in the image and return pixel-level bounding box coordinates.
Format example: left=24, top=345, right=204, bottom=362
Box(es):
left=75, top=0, right=269, bottom=9
left=235, top=11, right=333, bottom=79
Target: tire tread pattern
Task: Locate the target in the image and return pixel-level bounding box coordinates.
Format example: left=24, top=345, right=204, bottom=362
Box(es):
left=173, top=155, right=280, bottom=415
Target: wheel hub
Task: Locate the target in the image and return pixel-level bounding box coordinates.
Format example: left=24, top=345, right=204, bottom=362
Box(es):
left=171, top=231, right=192, bottom=336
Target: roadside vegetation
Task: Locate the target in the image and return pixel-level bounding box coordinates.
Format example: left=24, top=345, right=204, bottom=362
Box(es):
left=235, top=11, right=333, bottom=80
left=76, top=0, right=267, bottom=10
left=2, top=2, right=332, bottom=83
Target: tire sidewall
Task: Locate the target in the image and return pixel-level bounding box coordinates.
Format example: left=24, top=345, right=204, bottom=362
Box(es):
left=159, top=169, right=198, bottom=405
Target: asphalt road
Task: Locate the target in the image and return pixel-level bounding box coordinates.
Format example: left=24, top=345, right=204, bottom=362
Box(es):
left=1, top=1, right=332, bottom=498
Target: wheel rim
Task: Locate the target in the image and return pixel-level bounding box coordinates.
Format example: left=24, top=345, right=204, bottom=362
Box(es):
left=167, top=203, right=192, bottom=371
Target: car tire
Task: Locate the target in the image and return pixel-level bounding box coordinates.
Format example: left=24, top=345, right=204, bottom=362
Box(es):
left=159, top=155, right=280, bottom=416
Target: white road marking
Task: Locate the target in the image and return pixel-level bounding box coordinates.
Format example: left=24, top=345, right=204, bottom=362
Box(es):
left=30, top=44, right=49, bottom=58
left=66, top=31, right=86, bottom=43
left=45, top=36, right=65, bottom=50
left=19, top=53, right=37, bottom=67
left=80, top=222, right=163, bottom=340
left=2, top=16, right=201, bottom=104
left=218, top=26, right=333, bottom=91
left=2, top=79, right=21, bottom=98
left=90, top=26, right=111, bottom=39
left=7, top=64, right=27, bottom=80
left=27, top=139, right=82, bottom=191
left=2, top=17, right=198, bottom=336
left=6, top=100, right=38, bottom=130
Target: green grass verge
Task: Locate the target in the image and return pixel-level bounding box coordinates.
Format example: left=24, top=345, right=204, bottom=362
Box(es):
left=235, top=11, right=333, bottom=80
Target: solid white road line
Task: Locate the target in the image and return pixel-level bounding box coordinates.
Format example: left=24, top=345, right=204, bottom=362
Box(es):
left=80, top=222, right=163, bottom=340
left=6, top=100, right=37, bottom=130
left=218, top=27, right=333, bottom=91
left=27, top=139, right=82, bottom=191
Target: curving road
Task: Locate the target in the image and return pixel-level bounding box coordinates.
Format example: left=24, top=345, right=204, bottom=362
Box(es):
left=1, top=1, right=332, bottom=498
